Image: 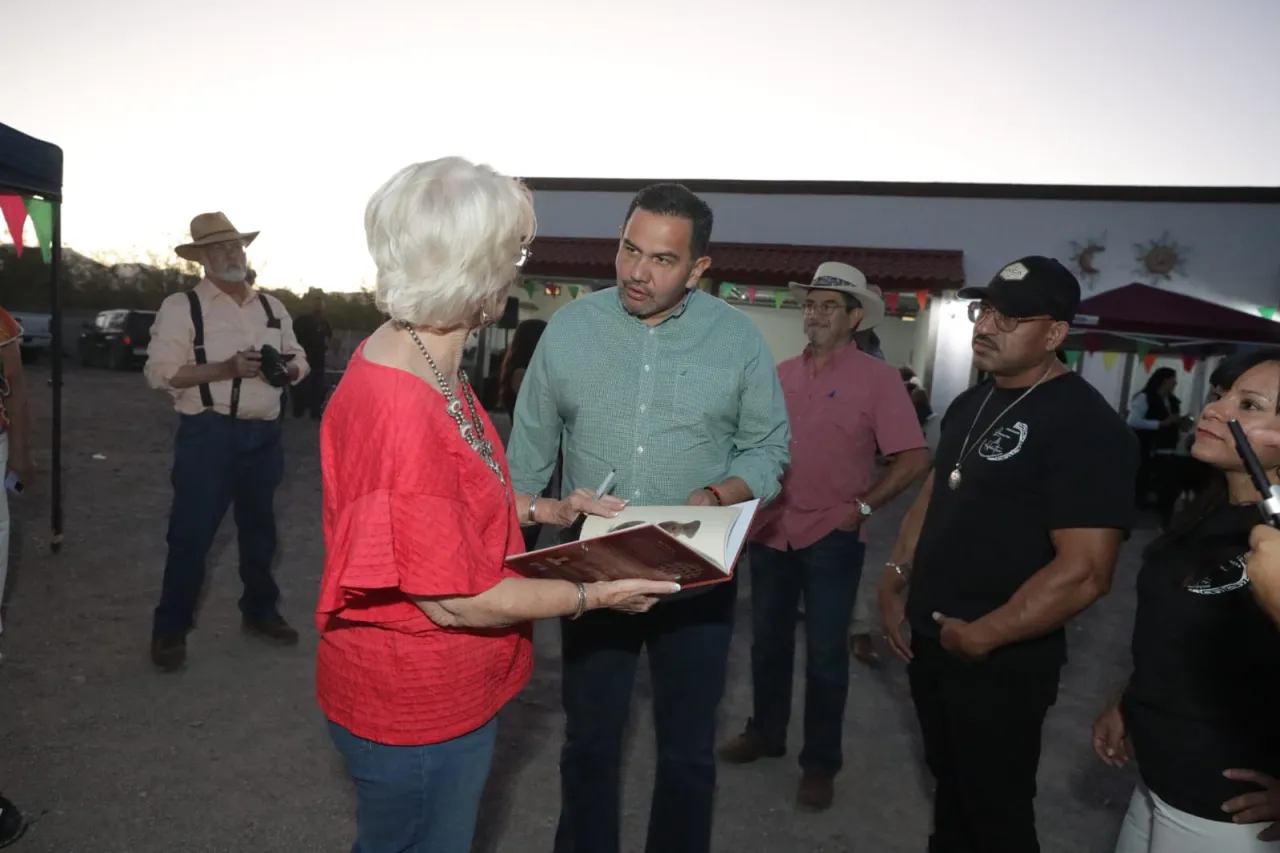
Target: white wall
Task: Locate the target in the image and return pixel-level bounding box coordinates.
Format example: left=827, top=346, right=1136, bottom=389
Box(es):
left=529, top=189, right=1280, bottom=418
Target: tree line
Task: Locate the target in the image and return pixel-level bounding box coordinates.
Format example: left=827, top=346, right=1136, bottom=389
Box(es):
left=0, top=245, right=387, bottom=332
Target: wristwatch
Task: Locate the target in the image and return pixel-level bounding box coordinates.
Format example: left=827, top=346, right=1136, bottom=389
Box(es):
left=855, top=498, right=873, bottom=518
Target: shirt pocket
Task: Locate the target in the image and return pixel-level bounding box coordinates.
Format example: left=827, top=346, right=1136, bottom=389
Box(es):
left=672, top=363, right=737, bottom=426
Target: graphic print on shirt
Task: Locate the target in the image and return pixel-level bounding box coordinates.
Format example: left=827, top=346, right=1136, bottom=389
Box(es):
left=1185, top=550, right=1251, bottom=596
left=977, top=421, right=1029, bottom=462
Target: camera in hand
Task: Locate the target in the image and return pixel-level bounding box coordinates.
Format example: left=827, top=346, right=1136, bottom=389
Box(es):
left=258, top=344, right=293, bottom=388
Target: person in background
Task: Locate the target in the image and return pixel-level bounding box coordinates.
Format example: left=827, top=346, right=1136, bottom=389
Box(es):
left=508, top=182, right=790, bottom=853
left=1093, top=348, right=1280, bottom=852
left=317, top=157, right=678, bottom=853
left=900, top=366, right=933, bottom=427
left=0, top=304, right=34, bottom=640
left=1129, top=366, right=1184, bottom=525
left=498, top=318, right=546, bottom=413
left=880, top=256, right=1138, bottom=853
left=292, top=292, right=334, bottom=419
left=719, top=262, right=929, bottom=811
left=144, top=213, right=310, bottom=671
left=0, top=304, right=33, bottom=848
left=498, top=318, right=550, bottom=550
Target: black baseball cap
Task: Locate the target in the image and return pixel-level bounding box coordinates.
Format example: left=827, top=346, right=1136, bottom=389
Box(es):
left=957, top=255, right=1080, bottom=322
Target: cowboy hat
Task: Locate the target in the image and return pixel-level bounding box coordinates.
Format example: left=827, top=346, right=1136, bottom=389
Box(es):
left=175, top=212, right=259, bottom=262
left=788, top=261, right=885, bottom=329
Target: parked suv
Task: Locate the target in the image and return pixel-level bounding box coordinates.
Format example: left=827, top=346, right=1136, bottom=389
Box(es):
left=78, top=309, right=156, bottom=370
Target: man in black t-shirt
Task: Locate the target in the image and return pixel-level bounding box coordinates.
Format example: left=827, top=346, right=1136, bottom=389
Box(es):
left=878, top=255, right=1138, bottom=853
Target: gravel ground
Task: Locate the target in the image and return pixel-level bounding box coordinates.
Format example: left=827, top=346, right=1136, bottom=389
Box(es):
left=0, top=364, right=1142, bottom=852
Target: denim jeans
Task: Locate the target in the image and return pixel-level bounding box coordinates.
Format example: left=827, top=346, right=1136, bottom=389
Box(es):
left=152, top=413, right=284, bottom=638
left=328, top=718, right=497, bottom=853
left=747, top=531, right=866, bottom=776
left=554, top=575, right=737, bottom=853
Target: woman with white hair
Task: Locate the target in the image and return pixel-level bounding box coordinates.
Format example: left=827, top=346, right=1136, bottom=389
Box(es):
left=317, top=157, right=679, bottom=853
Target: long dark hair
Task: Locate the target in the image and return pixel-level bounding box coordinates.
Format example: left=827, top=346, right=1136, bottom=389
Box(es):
left=499, top=319, right=547, bottom=411
left=1139, top=366, right=1180, bottom=415
left=1145, top=347, right=1280, bottom=559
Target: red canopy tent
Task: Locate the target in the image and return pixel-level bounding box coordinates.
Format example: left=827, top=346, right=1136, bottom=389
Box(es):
left=1068, top=283, right=1280, bottom=352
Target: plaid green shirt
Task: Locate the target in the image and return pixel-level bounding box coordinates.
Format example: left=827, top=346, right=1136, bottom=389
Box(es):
left=508, top=287, right=790, bottom=507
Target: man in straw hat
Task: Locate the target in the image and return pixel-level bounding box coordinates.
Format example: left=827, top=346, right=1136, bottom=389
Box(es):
left=719, top=261, right=930, bottom=810
left=143, top=212, right=309, bottom=671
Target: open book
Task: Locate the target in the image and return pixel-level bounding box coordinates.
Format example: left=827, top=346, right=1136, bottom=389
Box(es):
left=506, top=500, right=761, bottom=588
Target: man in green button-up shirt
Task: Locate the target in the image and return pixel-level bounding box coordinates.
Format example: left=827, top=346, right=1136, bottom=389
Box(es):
left=508, top=183, right=790, bottom=853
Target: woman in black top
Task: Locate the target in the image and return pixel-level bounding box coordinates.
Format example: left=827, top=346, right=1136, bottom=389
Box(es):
left=1128, top=366, right=1187, bottom=526
left=1094, top=349, right=1280, bottom=851
left=498, top=319, right=546, bottom=413
left=498, top=319, right=550, bottom=551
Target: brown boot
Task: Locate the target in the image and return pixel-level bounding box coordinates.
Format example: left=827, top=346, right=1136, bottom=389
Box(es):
left=242, top=615, right=299, bottom=646
left=850, top=632, right=881, bottom=667
left=717, top=729, right=785, bottom=764
left=797, top=771, right=834, bottom=812
left=150, top=635, right=186, bottom=672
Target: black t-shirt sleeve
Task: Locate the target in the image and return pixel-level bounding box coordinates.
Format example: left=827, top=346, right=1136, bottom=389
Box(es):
left=939, top=384, right=981, bottom=433
left=1044, top=393, right=1140, bottom=532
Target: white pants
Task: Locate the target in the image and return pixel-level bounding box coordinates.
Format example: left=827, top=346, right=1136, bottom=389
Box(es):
left=1115, top=784, right=1276, bottom=852
left=0, top=431, right=9, bottom=634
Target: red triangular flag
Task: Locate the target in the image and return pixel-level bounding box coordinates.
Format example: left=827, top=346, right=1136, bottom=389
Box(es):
left=746, top=286, right=758, bottom=303
left=0, top=194, right=27, bottom=256
left=1143, top=352, right=1159, bottom=372
left=1181, top=354, right=1197, bottom=372
left=884, top=292, right=900, bottom=312
left=915, top=289, right=929, bottom=309
left=1083, top=333, right=1102, bottom=353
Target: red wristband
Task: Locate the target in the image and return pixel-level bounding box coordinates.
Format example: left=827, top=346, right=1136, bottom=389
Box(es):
left=705, top=485, right=724, bottom=505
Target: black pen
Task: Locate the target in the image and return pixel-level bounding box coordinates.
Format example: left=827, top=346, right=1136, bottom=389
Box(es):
left=1227, top=419, right=1280, bottom=526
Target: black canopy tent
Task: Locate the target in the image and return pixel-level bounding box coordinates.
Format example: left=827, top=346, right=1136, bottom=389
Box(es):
left=1, top=122, right=65, bottom=552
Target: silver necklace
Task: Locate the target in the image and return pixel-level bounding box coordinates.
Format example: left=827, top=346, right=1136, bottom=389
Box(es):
left=400, top=323, right=506, bottom=490
left=948, top=366, right=1054, bottom=491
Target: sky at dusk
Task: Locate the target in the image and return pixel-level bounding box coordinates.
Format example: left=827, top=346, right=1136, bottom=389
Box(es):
left=4, top=0, right=1279, bottom=292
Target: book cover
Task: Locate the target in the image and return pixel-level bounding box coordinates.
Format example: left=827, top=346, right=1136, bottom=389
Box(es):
left=507, top=500, right=760, bottom=587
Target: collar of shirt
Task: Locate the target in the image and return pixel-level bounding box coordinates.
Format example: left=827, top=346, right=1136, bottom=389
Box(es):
left=196, top=277, right=262, bottom=306
left=608, top=285, right=696, bottom=326
left=802, top=338, right=861, bottom=376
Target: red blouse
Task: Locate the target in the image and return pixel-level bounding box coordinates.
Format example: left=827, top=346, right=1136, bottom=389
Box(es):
left=316, top=345, right=533, bottom=746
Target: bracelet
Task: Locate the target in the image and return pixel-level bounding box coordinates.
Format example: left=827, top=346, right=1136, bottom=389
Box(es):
left=704, top=485, right=724, bottom=506
left=886, top=562, right=911, bottom=582
left=570, top=582, right=587, bottom=620
left=527, top=496, right=539, bottom=525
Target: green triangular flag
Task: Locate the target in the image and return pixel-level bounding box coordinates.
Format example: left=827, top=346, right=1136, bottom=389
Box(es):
left=568, top=284, right=580, bottom=299
left=1134, top=342, right=1151, bottom=358
left=773, top=291, right=786, bottom=309
left=523, top=280, right=535, bottom=298
left=1260, top=306, right=1277, bottom=321
left=24, top=198, right=54, bottom=264
left=719, top=282, right=733, bottom=298
left=1065, top=350, right=1082, bottom=369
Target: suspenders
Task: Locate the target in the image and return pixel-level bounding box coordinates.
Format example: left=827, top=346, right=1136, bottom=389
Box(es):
left=186, top=290, right=283, bottom=420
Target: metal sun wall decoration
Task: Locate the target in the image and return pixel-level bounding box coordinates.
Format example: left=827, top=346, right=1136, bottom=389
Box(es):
left=1133, top=231, right=1190, bottom=284
left=1068, top=233, right=1107, bottom=287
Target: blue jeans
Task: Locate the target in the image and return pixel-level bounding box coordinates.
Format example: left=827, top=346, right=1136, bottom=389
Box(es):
left=747, top=531, right=866, bottom=776
left=328, top=718, right=497, bottom=853
left=152, top=413, right=284, bottom=638
left=554, top=575, right=737, bottom=853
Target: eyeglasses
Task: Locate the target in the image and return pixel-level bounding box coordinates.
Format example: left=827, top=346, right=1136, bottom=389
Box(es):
left=967, top=301, right=1051, bottom=332
left=516, top=246, right=531, bottom=268
left=802, top=301, right=849, bottom=317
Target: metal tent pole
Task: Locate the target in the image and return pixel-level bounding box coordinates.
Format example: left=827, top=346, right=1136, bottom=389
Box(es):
left=49, top=198, right=63, bottom=553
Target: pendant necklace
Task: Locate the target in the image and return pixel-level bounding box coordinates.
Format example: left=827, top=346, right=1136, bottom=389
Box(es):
left=948, top=366, right=1054, bottom=491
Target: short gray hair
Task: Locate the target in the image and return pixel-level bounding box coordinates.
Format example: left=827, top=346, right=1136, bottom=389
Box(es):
left=365, top=157, right=536, bottom=327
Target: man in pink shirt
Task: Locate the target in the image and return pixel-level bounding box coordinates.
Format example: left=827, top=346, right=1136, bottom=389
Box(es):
left=719, top=262, right=931, bottom=810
